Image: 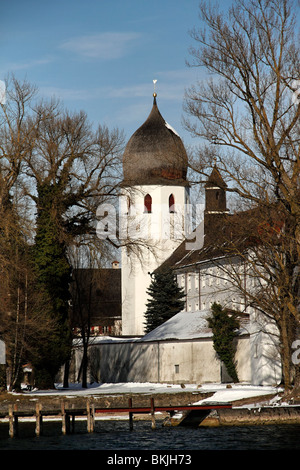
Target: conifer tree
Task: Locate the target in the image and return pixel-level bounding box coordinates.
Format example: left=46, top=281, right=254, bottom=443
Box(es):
left=144, top=268, right=185, bottom=333
left=31, top=182, right=72, bottom=389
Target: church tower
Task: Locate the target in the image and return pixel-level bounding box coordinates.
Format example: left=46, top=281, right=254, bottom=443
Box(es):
left=120, top=93, right=190, bottom=336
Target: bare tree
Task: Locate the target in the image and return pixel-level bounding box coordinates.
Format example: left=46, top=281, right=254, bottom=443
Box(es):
left=0, top=76, right=41, bottom=389
left=185, top=0, right=300, bottom=391
left=205, top=205, right=297, bottom=388
left=0, top=76, right=38, bottom=208
left=185, top=0, right=299, bottom=205
left=68, top=242, right=102, bottom=388
left=0, top=76, right=125, bottom=388
left=20, top=99, right=124, bottom=387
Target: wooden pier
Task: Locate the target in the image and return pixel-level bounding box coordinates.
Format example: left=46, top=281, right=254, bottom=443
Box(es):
left=95, top=398, right=232, bottom=430
left=1, top=398, right=232, bottom=437
left=3, top=400, right=96, bottom=438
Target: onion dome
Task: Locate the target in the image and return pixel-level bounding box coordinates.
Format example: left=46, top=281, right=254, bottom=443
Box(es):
left=122, top=94, right=188, bottom=186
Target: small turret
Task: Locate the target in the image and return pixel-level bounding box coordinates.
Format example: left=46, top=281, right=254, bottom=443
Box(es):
left=204, top=165, right=229, bottom=238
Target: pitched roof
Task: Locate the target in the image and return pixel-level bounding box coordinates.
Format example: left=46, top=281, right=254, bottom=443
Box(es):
left=205, top=165, right=227, bottom=188
left=141, top=308, right=249, bottom=342
left=141, top=309, right=213, bottom=341
left=159, top=204, right=284, bottom=271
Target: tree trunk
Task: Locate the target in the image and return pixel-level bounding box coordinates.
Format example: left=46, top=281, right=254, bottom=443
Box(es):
left=81, top=342, right=88, bottom=389
left=63, top=359, right=70, bottom=388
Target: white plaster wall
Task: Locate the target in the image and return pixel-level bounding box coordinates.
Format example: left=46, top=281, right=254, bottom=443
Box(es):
left=157, top=340, right=221, bottom=383
left=250, top=317, right=282, bottom=386
left=80, top=334, right=253, bottom=385
left=121, top=184, right=189, bottom=336
left=235, top=335, right=252, bottom=382
left=95, top=339, right=221, bottom=384
left=181, top=257, right=244, bottom=313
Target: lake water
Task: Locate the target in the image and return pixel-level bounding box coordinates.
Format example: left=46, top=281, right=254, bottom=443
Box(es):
left=1, top=418, right=300, bottom=452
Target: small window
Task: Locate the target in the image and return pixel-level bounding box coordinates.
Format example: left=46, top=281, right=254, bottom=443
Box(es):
left=144, top=194, right=152, bottom=213
left=169, top=194, right=175, bottom=213
left=175, top=364, right=179, bottom=374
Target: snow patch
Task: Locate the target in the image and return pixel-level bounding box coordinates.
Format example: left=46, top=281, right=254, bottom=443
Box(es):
left=21, top=381, right=280, bottom=406
left=141, top=309, right=212, bottom=342
left=165, top=121, right=180, bottom=137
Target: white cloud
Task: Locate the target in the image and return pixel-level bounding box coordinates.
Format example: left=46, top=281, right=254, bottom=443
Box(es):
left=38, top=75, right=190, bottom=111
left=39, top=85, right=94, bottom=101
left=107, top=83, right=151, bottom=99
left=2, top=57, right=53, bottom=72
left=59, top=32, right=141, bottom=59
left=106, top=78, right=191, bottom=102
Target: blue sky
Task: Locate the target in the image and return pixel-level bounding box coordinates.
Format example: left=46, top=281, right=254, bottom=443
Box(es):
left=1, top=0, right=207, bottom=145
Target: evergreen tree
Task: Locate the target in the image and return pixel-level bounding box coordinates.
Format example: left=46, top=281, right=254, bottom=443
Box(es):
left=144, top=268, right=185, bottom=333
left=208, top=303, right=240, bottom=383
left=31, top=182, right=72, bottom=389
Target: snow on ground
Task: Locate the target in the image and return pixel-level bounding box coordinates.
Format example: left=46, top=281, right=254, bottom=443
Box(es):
left=193, top=384, right=280, bottom=405
left=22, top=382, right=281, bottom=405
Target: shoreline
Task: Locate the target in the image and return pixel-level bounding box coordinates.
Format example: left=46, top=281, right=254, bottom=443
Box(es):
left=1, top=385, right=300, bottom=427
left=2, top=406, right=300, bottom=427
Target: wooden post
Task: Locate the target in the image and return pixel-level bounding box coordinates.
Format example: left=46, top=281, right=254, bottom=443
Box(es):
left=87, top=400, right=94, bottom=433
left=87, top=400, right=90, bottom=432
left=35, top=402, right=43, bottom=436
left=128, top=397, right=133, bottom=431
left=91, top=403, right=95, bottom=432
left=150, top=397, right=156, bottom=430
left=66, top=413, right=70, bottom=434
left=61, top=401, right=67, bottom=435
left=8, top=405, right=16, bottom=438
left=71, top=404, right=75, bottom=433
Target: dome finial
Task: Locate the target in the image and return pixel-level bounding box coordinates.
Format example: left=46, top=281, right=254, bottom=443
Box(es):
left=153, top=79, right=157, bottom=104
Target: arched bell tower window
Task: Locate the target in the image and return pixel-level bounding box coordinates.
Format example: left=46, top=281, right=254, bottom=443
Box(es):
left=169, top=194, right=175, bottom=213
left=144, top=194, right=152, bottom=213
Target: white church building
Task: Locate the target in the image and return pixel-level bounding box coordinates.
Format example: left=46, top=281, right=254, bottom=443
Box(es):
left=70, top=93, right=282, bottom=387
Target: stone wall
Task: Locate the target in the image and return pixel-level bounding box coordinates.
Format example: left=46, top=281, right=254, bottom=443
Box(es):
left=218, top=406, right=300, bottom=425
